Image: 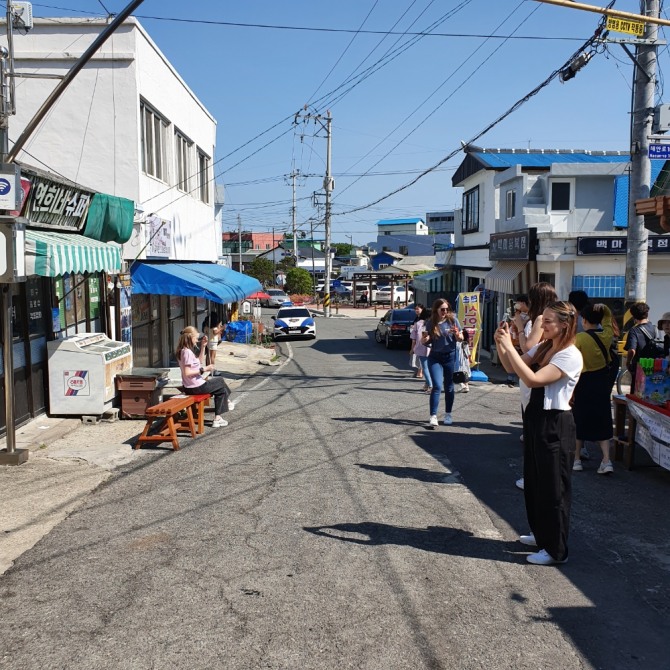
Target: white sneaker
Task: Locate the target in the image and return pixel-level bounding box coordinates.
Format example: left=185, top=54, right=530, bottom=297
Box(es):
left=227, top=401, right=235, bottom=411
left=515, top=477, right=525, bottom=490
left=572, top=459, right=583, bottom=472
left=429, top=415, right=438, bottom=428
left=443, top=414, right=453, bottom=426
left=526, top=549, right=567, bottom=566
left=597, top=461, right=614, bottom=475
left=519, top=534, right=537, bottom=547
left=212, top=418, right=228, bottom=428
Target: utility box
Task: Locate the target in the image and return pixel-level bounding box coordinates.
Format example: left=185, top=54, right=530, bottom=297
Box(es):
left=653, top=104, right=670, bottom=133
left=116, top=368, right=169, bottom=418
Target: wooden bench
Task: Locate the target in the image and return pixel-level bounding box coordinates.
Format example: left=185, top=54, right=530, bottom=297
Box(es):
left=175, top=393, right=211, bottom=435
left=134, top=395, right=207, bottom=451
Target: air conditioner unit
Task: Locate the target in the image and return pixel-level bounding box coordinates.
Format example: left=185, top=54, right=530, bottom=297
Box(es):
left=11, top=2, right=33, bottom=31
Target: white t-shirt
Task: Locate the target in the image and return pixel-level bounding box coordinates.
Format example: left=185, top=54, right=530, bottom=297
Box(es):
left=522, top=344, right=583, bottom=411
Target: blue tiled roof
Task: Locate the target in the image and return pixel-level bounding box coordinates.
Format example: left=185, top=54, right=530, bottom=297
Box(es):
left=377, top=218, right=424, bottom=226
left=472, top=151, right=630, bottom=169
left=613, top=160, right=665, bottom=228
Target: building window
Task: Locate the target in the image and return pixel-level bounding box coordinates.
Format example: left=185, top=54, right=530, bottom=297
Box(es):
left=462, top=186, right=479, bottom=233
left=140, top=102, right=167, bottom=181
left=551, top=181, right=571, bottom=211
left=197, top=149, right=210, bottom=203
left=399, top=245, right=409, bottom=255
left=505, top=189, right=516, bottom=220
left=378, top=263, right=388, bottom=269
left=175, top=131, right=193, bottom=193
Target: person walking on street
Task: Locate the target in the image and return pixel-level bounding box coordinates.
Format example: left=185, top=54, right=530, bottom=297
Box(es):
left=494, top=301, right=582, bottom=566
left=411, top=308, right=433, bottom=392
left=572, top=303, right=616, bottom=475
left=421, top=299, right=463, bottom=428
left=176, top=326, right=234, bottom=428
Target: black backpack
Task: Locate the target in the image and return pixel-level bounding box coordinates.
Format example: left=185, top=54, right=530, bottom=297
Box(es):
left=636, top=324, right=666, bottom=359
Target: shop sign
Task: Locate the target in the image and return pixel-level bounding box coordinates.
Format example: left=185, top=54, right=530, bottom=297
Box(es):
left=577, top=236, right=670, bottom=255
left=148, top=215, right=171, bottom=257
left=24, top=174, right=93, bottom=231
left=489, top=228, right=537, bottom=261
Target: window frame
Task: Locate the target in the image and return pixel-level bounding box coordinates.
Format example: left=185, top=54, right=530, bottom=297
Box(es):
left=140, top=101, right=168, bottom=182
left=462, top=186, right=480, bottom=234
left=175, top=130, right=193, bottom=194
left=550, top=179, right=572, bottom=212
left=197, top=149, right=211, bottom=203
left=505, top=189, right=516, bottom=220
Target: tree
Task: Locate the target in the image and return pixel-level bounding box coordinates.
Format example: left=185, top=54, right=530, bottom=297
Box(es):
left=285, top=267, right=313, bottom=295
left=333, top=243, right=353, bottom=257
left=247, top=257, right=274, bottom=287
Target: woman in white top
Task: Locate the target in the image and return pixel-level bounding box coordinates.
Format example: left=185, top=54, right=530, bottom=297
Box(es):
left=495, top=301, right=582, bottom=566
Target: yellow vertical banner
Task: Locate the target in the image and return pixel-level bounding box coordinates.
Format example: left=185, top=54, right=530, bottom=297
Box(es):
left=457, top=292, right=482, bottom=366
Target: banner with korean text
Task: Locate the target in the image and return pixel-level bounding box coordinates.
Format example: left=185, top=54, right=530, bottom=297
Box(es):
left=457, top=291, right=482, bottom=366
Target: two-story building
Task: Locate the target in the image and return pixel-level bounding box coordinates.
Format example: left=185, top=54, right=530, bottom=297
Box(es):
left=3, top=16, right=258, bottom=425
left=445, top=148, right=668, bottom=350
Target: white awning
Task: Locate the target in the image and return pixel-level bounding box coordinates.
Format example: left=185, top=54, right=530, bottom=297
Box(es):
left=484, top=260, right=530, bottom=295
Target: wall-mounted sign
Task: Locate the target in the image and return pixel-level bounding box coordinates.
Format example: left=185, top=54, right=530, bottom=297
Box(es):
left=489, top=228, right=537, bottom=261
left=147, top=215, right=171, bottom=257
left=23, top=173, right=93, bottom=231
left=0, top=164, right=21, bottom=210
left=577, top=236, right=670, bottom=255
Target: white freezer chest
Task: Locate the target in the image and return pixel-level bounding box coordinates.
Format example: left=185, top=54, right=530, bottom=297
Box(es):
left=47, top=333, right=132, bottom=415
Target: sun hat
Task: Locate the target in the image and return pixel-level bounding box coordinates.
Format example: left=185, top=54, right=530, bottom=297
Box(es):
left=658, top=311, right=670, bottom=328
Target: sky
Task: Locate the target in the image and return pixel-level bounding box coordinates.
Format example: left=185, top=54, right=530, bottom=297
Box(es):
left=28, top=1, right=670, bottom=244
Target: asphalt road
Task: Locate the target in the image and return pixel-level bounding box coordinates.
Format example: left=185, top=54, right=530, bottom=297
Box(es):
left=2, top=316, right=669, bottom=669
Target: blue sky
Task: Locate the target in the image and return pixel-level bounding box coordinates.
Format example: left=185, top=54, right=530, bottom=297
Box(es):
left=30, top=1, right=666, bottom=244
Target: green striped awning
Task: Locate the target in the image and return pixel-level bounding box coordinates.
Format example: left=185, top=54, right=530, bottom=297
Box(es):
left=25, top=229, right=122, bottom=277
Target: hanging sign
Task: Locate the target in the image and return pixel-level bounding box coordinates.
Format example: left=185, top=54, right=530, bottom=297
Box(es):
left=606, top=16, right=644, bottom=37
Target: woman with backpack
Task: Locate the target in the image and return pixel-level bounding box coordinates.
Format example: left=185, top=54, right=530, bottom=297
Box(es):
left=572, top=303, right=617, bottom=475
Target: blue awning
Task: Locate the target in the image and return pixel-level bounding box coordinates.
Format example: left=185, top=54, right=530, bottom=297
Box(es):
left=131, top=262, right=262, bottom=304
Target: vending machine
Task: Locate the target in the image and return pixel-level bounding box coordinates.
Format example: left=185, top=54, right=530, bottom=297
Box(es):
left=47, top=333, right=132, bottom=415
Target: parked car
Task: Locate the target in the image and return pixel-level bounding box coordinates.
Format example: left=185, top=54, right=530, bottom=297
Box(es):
left=318, top=285, right=352, bottom=301
left=374, top=308, right=416, bottom=349
left=374, top=285, right=413, bottom=306
left=262, top=289, right=291, bottom=308
left=272, top=307, right=317, bottom=339
left=354, top=283, right=379, bottom=302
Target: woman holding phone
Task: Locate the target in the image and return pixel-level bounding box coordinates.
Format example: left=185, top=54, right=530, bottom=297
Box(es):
left=494, top=301, right=582, bottom=566
left=421, top=298, right=463, bottom=428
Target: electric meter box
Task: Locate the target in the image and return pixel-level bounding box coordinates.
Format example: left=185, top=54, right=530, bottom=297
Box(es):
left=653, top=104, right=670, bottom=133
left=47, top=333, right=132, bottom=415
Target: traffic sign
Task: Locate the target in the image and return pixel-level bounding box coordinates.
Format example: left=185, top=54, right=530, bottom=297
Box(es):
left=649, top=144, right=670, bottom=159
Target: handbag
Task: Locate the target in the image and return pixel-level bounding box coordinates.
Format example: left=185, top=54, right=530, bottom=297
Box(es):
left=453, top=342, right=471, bottom=384
left=586, top=330, right=619, bottom=387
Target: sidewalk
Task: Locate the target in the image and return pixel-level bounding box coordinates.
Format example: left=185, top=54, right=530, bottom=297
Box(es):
left=0, top=339, right=279, bottom=574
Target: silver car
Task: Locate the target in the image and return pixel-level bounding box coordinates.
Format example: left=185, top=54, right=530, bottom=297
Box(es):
left=262, top=289, right=291, bottom=308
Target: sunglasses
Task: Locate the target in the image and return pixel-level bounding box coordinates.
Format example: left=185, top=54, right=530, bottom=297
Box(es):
left=438, top=306, right=450, bottom=312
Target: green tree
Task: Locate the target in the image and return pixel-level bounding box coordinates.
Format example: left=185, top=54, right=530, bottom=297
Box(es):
left=247, top=257, right=274, bottom=287
left=333, top=243, right=353, bottom=257
left=285, top=267, right=313, bottom=295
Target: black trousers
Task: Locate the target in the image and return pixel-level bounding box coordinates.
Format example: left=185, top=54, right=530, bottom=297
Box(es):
left=523, top=390, right=575, bottom=562
left=184, top=377, right=230, bottom=416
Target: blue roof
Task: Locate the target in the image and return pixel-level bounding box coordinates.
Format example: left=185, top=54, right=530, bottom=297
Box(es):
left=472, top=151, right=631, bottom=169
left=377, top=217, right=424, bottom=226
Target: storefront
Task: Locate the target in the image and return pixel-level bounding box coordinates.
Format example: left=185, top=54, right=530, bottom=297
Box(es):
left=0, top=166, right=130, bottom=432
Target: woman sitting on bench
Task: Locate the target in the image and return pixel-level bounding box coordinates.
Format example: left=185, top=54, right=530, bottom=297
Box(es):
left=176, top=326, right=233, bottom=428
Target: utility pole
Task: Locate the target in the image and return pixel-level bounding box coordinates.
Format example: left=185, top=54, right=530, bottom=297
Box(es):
left=294, top=108, right=334, bottom=317
left=237, top=214, right=242, bottom=273
left=287, top=168, right=299, bottom=260
left=324, top=111, right=333, bottom=318
left=626, top=0, right=660, bottom=303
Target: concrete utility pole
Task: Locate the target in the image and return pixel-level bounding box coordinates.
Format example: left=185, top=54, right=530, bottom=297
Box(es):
left=237, top=214, right=242, bottom=272
left=294, top=108, right=333, bottom=316
left=324, top=111, right=333, bottom=319
left=288, top=169, right=299, bottom=260
left=626, top=0, right=660, bottom=303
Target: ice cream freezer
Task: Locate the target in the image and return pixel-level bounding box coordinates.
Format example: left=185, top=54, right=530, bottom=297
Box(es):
left=47, top=333, right=132, bottom=415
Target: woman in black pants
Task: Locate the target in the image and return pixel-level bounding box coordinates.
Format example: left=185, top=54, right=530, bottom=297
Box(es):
left=176, top=326, right=233, bottom=428
left=494, top=302, right=583, bottom=566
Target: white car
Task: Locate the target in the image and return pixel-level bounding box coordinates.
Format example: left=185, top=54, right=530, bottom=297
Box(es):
left=272, top=307, right=317, bottom=339
left=374, top=285, right=413, bottom=305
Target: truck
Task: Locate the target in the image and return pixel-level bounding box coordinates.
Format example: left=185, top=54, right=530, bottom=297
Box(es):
left=338, top=266, right=369, bottom=280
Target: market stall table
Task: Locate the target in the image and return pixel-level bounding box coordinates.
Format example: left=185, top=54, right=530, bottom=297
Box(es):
left=623, top=395, right=670, bottom=471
